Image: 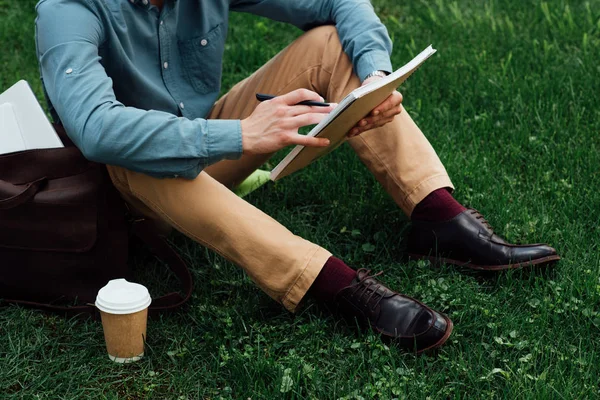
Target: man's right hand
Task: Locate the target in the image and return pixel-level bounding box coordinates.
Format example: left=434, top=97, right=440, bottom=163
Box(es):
left=240, top=89, right=337, bottom=155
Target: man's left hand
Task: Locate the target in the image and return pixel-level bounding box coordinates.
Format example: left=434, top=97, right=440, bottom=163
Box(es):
left=348, top=76, right=403, bottom=138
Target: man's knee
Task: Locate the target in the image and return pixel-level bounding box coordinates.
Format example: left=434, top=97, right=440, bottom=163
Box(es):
left=301, top=25, right=342, bottom=51
left=308, top=24, right=338, bottom=36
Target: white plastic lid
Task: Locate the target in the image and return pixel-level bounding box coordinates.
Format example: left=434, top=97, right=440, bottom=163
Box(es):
left=95, top=279, right=152, bottom=314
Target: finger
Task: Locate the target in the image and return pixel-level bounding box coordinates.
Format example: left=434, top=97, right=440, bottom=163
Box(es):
left=349, top=118, right=369, bottom=133
left=355, top=115, right=381, bottom=128
left=361, top=105, right=402, bottom=125
left=288, top=102, right=338, bottom=116
left=350, top=117, right=395, bottom=137
left=357, top=118, right=369, bottom=128
left=372, top=116, right=395, bottom=128
left=286, top=112, right=329, bottom=128
left=363, top=117, right=395, bottom=132
left=287, top=134, right=330, bottom=148
left=353, top=113, right=381, bottom=130
left=348, top=128, right=360, bottom=137
left=349, top=107, right=398, bottom=136
left=380, top=104, right=403, bottom=119
left=348, top=129, right=366, bottom=138
left=371, top=92, right=403, bottom=116
left=278, top=88, right=324, bottom=106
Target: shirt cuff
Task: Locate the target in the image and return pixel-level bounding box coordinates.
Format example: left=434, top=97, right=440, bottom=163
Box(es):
left=205, top=119, right=244, bottom=164
left=356, top=50, right=393, bottom=82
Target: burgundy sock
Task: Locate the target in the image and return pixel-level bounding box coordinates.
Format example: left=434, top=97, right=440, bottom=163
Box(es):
left=411, top=188, right=466, bottom=222
left=308, top=256, right=357, bottom=303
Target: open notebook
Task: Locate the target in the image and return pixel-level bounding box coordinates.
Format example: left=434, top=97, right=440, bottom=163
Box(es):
left=270, top=45, right=437, bottom=181
left=0, top=80, right=63, bottom=155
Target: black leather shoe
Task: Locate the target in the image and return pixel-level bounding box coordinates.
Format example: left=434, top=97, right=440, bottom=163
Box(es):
left=335, top=269, right=453, bottom=354
left=407, top=209, right=560, bottom=271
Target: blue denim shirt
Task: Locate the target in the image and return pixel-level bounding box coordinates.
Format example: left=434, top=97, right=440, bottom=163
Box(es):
left=35, top=0, right=393, bottom=178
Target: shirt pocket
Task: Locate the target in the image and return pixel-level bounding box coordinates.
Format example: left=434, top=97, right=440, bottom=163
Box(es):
left=178, top=24, right=225, bottom=94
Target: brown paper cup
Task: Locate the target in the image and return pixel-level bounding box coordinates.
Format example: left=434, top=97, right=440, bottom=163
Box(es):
left=100, top=308, right=148, bottom=363
left=96, top=279, right=152, bottom=363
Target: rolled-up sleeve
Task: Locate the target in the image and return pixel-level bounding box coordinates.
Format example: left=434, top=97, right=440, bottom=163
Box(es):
left=229, top=0, right=393, bottom=81
left=35, top=0, right=242, bottom=179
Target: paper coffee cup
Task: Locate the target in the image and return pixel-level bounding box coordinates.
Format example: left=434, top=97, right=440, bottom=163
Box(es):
left=95, top=279, right=152, bottom=363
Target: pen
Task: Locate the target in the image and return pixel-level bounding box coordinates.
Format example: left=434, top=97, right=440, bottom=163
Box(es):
left=255, top=93, right=330, bottom=107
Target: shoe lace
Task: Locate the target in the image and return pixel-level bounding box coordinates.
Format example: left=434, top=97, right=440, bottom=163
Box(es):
left=348, top=269, right=390, bottom=311
left=469, top=209, right=494, bottom=232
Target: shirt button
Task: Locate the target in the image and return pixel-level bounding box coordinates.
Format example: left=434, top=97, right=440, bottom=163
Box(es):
left=65, top=68, right=73, bottom=74
left=142, top=0, right=148, bottom=4
left=200, top=39, right=208, bottom=46
left=179, top=102, right=185, bottom=109
left=163, top=62, right=168, bottom=69
left=160, top=21, right=164, bottom=26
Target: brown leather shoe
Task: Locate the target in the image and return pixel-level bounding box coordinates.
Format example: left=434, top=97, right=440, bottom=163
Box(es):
left=408, top=209, right=561, bottom=271
left=334, top=269, right=453, bottom=354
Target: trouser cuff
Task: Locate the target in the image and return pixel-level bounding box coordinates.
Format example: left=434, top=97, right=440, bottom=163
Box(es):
left=281, top=246, right=332, bottom=313
left=404, top=174, right=455, bottom=216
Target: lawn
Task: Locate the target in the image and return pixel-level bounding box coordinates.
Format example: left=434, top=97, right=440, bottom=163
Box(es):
left=1, top=0, right=600, bottom=398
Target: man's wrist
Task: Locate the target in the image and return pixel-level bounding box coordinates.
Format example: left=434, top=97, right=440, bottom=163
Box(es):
left=364, top=70, right=389, bottom=80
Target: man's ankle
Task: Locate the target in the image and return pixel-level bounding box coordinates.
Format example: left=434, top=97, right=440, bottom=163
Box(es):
left=411, top=188, right=466, bottom=222
left=308, top=256, right=357, bottom=304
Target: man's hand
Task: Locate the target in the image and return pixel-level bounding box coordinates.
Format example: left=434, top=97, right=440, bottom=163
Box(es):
left=348, top=76, right=403, bottom=138
left=241, top=89, right=337, bottom=154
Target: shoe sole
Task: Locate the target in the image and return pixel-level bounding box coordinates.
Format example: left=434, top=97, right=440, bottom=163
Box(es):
left=415, top=313, right=454, bottom=355
left=408, top=253, right=561, bottom=271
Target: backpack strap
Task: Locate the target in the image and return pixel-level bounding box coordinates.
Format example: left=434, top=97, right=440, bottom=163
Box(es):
left=0, top=176, right=47, bottom=209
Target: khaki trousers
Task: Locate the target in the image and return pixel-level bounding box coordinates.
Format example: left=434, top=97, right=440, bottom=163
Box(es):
left=107, top=26, right=453, bottom=312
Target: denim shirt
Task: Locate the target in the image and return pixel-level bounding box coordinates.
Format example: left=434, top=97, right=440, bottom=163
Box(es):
left=35, top=0, right=393, bottom=178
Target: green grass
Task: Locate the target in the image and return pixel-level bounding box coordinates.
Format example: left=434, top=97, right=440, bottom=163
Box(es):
left=2, top=0, right=600, bottom=398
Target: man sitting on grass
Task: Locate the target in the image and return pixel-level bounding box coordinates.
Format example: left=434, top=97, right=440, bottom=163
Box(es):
left=35, top=0, right=560, bottom=353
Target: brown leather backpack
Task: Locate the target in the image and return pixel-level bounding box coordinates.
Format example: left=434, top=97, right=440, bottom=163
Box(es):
left=0, top=125, right=192, bottom=315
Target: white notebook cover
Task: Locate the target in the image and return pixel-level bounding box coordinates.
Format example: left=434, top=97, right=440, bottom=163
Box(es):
left=0, top=103, right=26, bottom=154
left=0, top=80, right=63, bottom=154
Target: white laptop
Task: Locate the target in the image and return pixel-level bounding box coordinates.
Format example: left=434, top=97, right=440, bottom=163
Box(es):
left=0, top=80, right=63, bottom=155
